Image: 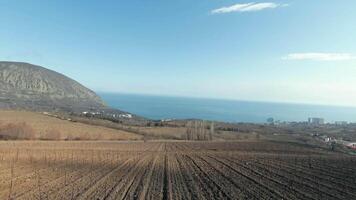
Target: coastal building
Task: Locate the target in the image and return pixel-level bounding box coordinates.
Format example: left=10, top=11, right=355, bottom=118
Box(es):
left=335, top=121, right=348, bottom=126
left=308, top=117, right=325, bottom=125
left=119, top=114, right=132, bottom=119
left=320, top=135, right=330, bottom=142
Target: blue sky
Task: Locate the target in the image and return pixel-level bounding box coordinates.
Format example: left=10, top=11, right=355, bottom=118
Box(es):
left=1, top=0, right=356, bottom=106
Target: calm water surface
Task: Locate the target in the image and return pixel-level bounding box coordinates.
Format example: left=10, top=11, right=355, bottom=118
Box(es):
left=99, top=93, right=356, bottom=123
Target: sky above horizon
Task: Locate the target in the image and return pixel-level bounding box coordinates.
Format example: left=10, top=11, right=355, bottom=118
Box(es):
left=1, top=0, right=356, bottom=106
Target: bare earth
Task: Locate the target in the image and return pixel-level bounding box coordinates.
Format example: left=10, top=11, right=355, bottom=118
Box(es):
left=0, top=140, right=355, bottom=200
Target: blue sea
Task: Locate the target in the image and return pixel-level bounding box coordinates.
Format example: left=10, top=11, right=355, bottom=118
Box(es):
left=99, top=93, right=356, bottom=123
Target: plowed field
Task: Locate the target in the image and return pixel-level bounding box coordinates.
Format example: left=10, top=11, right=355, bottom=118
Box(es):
left=0, top=141, right=355, bottom=200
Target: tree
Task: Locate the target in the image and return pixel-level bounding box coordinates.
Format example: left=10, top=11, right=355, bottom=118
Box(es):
left=209, top=122, right=214, bottom=141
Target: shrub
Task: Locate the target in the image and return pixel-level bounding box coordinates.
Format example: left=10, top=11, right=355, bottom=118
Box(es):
left=0, top=122, right=35, bottom=140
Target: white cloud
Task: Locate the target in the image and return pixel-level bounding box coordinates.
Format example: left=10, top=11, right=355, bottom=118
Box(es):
left=284, top=53, right=356, bottom=61
left=211, top=2, right=287, bottom=14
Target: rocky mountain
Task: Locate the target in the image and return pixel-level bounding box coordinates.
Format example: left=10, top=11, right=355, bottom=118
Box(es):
left=0, top=61, right=105, bottom=112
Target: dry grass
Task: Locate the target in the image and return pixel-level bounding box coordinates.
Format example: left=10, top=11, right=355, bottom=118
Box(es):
left=138, top=127, right=187, bottom=139
left=137, top=127, right=261, bottom=140
left=0, top=110, right=142, bottom=140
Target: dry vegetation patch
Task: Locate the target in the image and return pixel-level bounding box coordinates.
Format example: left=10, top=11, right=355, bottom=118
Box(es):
left=0, top=110, right=141, bottom=140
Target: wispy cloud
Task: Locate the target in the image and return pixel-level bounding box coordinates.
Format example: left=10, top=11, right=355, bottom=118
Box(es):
left=211, top=2, right=287, bottom=14
left=283, top=53, right=356, bottom=61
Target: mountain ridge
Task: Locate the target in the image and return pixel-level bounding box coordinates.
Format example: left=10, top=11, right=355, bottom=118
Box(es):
left=0, top=61, right=105, bottom=111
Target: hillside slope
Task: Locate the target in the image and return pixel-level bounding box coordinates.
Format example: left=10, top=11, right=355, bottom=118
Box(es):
left=0, top=110, right=142, bottom=140
left=0, top=61, right=105, bottom=111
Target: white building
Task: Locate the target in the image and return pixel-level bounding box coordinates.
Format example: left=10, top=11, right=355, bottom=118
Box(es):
left=308, top=117, right=325, bottom=125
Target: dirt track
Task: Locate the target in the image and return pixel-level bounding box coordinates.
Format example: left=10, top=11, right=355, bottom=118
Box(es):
left=0, top=141, right=355, bottom=200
